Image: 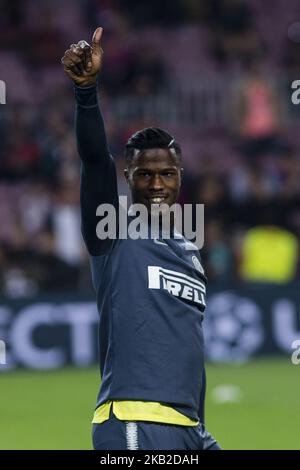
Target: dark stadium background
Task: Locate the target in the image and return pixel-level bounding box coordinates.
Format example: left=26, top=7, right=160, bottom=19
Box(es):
left=0, top=0, right=300, bottom=449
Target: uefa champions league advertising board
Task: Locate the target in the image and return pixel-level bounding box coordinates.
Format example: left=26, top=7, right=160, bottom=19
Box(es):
left=0, top=285, right=299, bottom=370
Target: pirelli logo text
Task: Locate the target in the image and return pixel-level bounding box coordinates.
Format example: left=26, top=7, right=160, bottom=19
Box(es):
left=148, top=266, right=206, bottom=310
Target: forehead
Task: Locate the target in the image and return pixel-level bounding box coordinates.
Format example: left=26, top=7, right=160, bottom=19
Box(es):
left=132, top=148, right=179, bottom=169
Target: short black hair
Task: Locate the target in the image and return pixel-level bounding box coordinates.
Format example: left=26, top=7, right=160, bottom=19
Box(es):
left=125, top=127, right=182, bottom=165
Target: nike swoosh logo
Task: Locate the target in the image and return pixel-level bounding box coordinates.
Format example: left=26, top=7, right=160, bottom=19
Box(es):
left=153, top=238, right=168, bottom=246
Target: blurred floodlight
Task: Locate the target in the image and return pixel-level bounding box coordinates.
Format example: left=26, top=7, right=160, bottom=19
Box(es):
left=211, top=384, right=243, bottom=404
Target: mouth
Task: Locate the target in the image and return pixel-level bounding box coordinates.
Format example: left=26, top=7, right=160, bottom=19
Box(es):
left=147, top=195, right=168, bottom=204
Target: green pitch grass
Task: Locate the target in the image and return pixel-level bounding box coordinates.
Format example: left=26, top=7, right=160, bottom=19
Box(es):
left=0, top=358, right=299, bottom=450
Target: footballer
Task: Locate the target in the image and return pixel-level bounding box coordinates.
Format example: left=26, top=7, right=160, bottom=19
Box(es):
left=61, top=27, right=220, bottom=450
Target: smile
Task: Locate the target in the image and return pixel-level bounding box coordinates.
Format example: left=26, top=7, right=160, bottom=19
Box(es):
left=147, top=196, right=168, bottom=204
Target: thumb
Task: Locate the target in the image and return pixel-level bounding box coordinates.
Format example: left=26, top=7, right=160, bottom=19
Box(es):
left=92, top=27, right=103, bottom=53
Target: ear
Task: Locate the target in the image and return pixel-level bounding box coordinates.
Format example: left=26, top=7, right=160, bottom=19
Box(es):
left=180, top=168, right=184, bottom=179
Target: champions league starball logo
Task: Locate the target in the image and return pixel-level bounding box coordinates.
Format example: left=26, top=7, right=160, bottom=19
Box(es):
left=204, top=292, right=264, bottom=362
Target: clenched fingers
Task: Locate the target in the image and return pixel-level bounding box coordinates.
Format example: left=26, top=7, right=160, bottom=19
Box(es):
left=61, top=44, right=85, bottom=75
left=77, top=40, right=93, bottom=72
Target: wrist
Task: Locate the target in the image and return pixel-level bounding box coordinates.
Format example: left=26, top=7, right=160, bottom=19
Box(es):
left=74, top=80, right=99, bottom=106
left=74, top=80, right=98, bottom=88
left=74, top=81, right=98, bottom=90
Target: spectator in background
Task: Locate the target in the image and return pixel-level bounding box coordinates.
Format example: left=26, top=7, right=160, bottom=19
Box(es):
left=23, top=3, right=64, bottom=66
left=279, top=150, right=300, bottom=201
left=125, top=47, right=168, bottom=96
left=1, top=0, right=300, bottom=293
left=276, top=151, right=300, bottom=245
left=96, top=31, right=168, bottom=97
left=283, top=36, right=300, bottom=81
left=116, top=0, right=185, bottom=27
left=203, top=220, right=232, bottom=282
left=207, top=0, right=260, bottom=64
left=95, top=32, right=135, bottom=95
left=0, top=181, right=83, bottom=296
left=18, top=181, right=52, bottom=237
left=231, top=168, right=274, bottom=228
left=1, top=127, right=40, bottom=180
left=193, top=173, right=231, bottom=227
left=51, top=179, right=84, bottom=268
left=0, top=104, right=40, bottom=181
left=282, top=36, right=300, bottom=119
left=240, top=205, right=298, bottom=284
left=0, top=0, right=24, bottom=50
left=192, top=173, right=234, bottom=281
left=35, top=98, right=77, bottom=183
left=232, top=59, right=286, bottom=166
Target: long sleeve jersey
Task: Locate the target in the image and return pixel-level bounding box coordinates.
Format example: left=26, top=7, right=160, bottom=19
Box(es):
left=75, top=83, right=207, bottom=423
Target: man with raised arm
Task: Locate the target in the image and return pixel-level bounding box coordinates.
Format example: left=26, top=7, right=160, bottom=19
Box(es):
left=61, top=27, right=220, bottom=450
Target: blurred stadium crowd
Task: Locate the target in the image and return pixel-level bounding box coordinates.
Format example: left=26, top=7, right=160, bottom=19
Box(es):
left=1, top=0, right=300, bottom=296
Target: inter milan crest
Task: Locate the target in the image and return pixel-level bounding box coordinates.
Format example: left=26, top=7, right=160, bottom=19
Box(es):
left=192, top=255, right=204, bottom=275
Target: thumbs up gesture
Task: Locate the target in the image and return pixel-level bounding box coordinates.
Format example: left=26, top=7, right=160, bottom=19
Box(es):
left=61, top=27, right=104, bottom=87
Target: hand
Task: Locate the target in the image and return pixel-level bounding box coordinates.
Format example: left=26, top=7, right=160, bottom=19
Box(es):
left=61, top=27, right=104, bottom=87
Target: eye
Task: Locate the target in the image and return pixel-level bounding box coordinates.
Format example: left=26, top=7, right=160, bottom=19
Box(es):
left=162, top=171, right=176, bottom=177
left=138, top=171, right=151, bottom=178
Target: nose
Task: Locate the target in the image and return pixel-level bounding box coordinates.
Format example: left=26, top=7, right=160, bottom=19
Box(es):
left=149, top=174, right=164, bottom=191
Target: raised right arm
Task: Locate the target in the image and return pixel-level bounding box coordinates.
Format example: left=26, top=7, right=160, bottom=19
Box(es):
left=75, top=84, right=118, bottom=255
left=61, top=28, right=118, bottom=256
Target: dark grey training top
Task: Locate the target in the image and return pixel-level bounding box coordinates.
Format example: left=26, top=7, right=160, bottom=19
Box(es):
left=75, top=84, right=207, bottom=421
